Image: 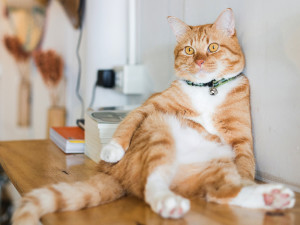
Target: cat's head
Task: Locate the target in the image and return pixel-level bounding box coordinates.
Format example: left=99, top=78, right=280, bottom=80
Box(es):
left=168, top=8, right=245, bottom=83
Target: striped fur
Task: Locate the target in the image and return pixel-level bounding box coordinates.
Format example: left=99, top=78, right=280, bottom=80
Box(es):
left=12, top=174, right=124, bottom=225
left=12, top=8, right=295, bottom=224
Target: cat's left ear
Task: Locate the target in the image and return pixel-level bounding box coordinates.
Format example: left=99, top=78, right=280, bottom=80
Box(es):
left=167, top=16, right=191, bottom=41
left=213, top=8, right=235, bottom=36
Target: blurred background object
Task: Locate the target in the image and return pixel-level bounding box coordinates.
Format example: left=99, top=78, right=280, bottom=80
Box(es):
left=0, top=165, right=14, bottom=225
left=33, top=49, right=66, bottom=137
left=5, top=2, right=47, bottom=52
left=3, top=36, right=31, bottom=127
left=57, top=0, right=83, bottom=29
left=3, top=0, right=47, bottom=127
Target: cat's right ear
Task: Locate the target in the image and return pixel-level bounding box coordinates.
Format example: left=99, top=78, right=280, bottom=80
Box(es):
left=167, top=16, right=191, bottom=42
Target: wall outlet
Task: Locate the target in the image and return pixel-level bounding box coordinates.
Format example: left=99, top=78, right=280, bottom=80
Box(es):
left=114, top=64, right=145, bottom=94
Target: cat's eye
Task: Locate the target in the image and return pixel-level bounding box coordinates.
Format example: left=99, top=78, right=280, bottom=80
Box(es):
left=184, top=46, right=195, bottom=55
left=208, top=43, right=219, bottom=53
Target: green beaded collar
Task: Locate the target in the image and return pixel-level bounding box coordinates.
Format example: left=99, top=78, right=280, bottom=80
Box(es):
left=184, top=73, right=243, bottom=95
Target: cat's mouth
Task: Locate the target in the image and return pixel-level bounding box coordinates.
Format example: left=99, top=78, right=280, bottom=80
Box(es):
left=196, top=66, right=205, bottom=73
left=194, top=64, right=209, bottom=76
left=194, top=61, right=219, bottom=79
left=190, top=62, right=206, bottom=74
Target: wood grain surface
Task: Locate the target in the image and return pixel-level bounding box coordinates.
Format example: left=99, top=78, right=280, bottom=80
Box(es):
left=0, top=140, right=299, bottom=225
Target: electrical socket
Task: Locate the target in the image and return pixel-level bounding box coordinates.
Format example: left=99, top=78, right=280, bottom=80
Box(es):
left=114, top=64, right=145, bottom=94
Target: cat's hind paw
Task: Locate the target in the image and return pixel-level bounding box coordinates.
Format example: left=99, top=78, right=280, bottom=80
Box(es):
left=230, top=184, right=295, bottom=210
left=263, top=186, right=295, bottom=209
left=100, top=141, right=125, bottom=163
left=151, top=194, right=190, bottom=219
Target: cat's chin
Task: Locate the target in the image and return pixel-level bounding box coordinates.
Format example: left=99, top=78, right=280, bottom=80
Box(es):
left=191, top=69, right=243, bottom=83
left=192, top=72, right=217, bottom=83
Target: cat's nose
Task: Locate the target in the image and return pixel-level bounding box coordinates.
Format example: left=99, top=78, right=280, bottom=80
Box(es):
left=196, top=60, right=205, bottom=67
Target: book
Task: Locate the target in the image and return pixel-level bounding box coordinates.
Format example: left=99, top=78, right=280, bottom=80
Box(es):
left=85, top=107, right=136, bottom=162
left=50, top=127, right=85, bottom=153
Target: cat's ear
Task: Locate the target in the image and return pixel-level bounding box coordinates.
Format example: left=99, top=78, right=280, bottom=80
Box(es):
left=167, top=16, right=191, bottom=41
left=213, top=8, right=235, bottom=36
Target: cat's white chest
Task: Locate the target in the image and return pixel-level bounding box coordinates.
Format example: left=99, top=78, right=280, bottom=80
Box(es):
left=166, top=115, right=234, bottom=165
left=178, top=80, right=238, bottom=135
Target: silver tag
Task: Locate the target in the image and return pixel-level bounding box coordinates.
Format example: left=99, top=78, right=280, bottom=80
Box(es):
left=209, top=87, right=218, bottom=95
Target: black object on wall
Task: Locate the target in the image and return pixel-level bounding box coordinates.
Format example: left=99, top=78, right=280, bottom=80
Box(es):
left=96, top=69, right=115, bottom=88
left=88, top=69, right=116, bottom=108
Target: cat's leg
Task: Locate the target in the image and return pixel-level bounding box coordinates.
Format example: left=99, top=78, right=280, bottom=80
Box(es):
left=203, top=160, right=295, bottom=210
left=229, top=184, right=295, bottom=210
left=193, top=159, right=243, bottom=204
left=145, top=165, right=190, bottom=219
left=217, top=122, right=255, bottom=182
left=136, top=114, right=191, bottom=218
left=100, top=139, right=125, bottom=163
left=232, top=140, right=255, bottom=182
left=214, top=78, right=255, bottom=181
left=100, top=105, right=153, bottom=163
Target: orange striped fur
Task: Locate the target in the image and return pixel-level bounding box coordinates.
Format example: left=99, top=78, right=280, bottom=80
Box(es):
left=13, top=8, right=295, bottom=224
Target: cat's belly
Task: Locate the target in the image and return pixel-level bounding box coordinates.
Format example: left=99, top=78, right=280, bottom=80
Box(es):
left=166, top=115, right=234, bottom=165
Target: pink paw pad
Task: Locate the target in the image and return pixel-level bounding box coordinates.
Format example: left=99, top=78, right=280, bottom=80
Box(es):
left=263, top=188, right=292, bottom=209
left=154, top=195, right=190, bottom=219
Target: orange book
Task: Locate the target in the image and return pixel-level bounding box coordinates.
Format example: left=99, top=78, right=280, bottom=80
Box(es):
left=50, top=127, right=85, bottom=153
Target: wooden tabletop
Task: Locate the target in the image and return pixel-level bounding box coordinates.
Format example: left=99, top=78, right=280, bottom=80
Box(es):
left=0, top=140, right=299, bottom=225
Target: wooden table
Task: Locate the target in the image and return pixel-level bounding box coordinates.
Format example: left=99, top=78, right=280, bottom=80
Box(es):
left=0, top=140, right=299, bottom=225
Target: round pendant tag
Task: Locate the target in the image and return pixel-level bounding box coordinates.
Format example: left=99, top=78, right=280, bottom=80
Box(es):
left=209, top=87, right=218, bottom=95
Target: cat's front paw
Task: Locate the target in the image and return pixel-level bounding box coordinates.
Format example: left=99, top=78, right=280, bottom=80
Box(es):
left=100, top=140, right=125, bottom=163
left=150, top=193, right=190, bottom=219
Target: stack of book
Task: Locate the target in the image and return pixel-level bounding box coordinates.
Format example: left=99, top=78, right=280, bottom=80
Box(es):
left=50, top=126, right=85, bottom=153
left=85, top=109, right=131, bottom=163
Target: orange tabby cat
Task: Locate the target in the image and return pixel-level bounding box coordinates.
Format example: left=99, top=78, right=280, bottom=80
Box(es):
left=13, top=8, right=295, bottom=225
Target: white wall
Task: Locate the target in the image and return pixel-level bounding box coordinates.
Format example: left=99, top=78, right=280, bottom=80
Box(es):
left=84, top=0, right=128, bottom=108
left=238, top=0, right=300, bottom=191
left=139, top=0, right=183, bottom=92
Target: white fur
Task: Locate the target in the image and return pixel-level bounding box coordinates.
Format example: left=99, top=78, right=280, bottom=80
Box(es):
left=178, top=75, right=243, bottom=135
left=230, top=184, right=295, bottom=209
left=166, top=115, right=234, bottom=165
left=145, top=167, right=190, bottom=219
left=100, top=140, right=125, bottom=163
